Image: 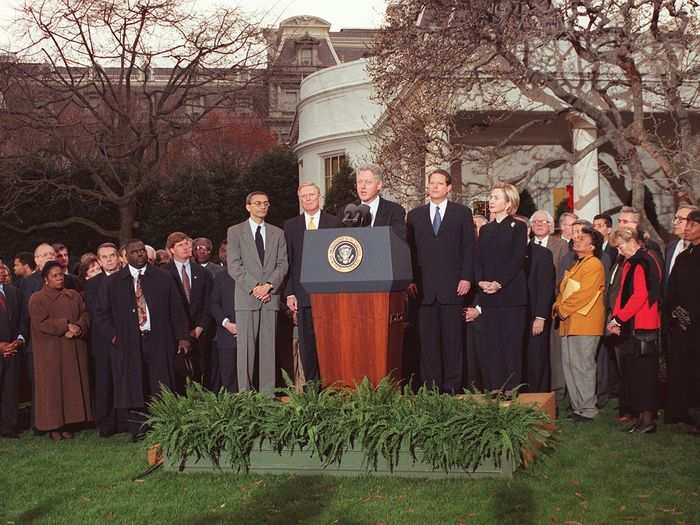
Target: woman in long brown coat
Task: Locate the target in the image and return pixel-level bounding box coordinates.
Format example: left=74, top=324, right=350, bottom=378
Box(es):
left=29, top=260, right=92, bottom=440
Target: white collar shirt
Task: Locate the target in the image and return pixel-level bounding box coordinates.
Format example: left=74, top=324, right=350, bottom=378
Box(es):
left=249, top=218, right=266, bottom=247
left=304, top=210, right=321, bottom=230
left=534, top=235, right=549, bottom=248
left=174, top=259, right=191, bottom=284
left=430, top=199, right=448, bottom=224
left=362, top=196, right=380, bottom=227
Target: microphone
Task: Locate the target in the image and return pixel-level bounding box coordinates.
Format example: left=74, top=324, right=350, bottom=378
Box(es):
left=342, top=204, right=359, bottom=226
left=356, top=204, right=371, bottom=227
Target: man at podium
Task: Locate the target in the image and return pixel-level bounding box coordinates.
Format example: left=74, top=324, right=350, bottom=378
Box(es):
left=407, top=169, right=476, bottom=393
left=349, top=163, right=407, bottom=240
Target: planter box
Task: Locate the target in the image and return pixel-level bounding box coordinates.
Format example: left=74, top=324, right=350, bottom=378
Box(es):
left=165, top=443, right=514, bottom=479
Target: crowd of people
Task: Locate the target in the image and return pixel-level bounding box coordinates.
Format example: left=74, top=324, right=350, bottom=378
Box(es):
left=0, top=163, right=698, bottom=442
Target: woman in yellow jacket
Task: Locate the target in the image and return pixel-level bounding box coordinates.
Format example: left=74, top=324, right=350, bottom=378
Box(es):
left=553, top=225, right=606, bottom=422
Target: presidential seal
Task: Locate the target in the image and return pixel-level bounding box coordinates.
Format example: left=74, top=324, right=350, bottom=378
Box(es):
left=327, top=235, right=363, bottom=273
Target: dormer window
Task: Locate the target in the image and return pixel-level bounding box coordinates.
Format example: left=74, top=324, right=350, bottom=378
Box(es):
left=299, top=47, right=313, bottom=66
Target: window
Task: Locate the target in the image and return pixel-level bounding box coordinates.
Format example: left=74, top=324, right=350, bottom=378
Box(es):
left=324, top=154, right=347, bottom=192
left=299, top=48, right=313, bottom=66
left=280, top=90, right=298, bottom=112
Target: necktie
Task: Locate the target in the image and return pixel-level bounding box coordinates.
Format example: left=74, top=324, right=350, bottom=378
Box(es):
left=0, top=288, right=6, bottom=312
left=683, top=240, right=690, bottom=250
left=181, top=264, right=191, bottom=303
left=536, top=239, right=542, bottom=246
left=308, top=216, right=317, bottom=230
left=255, top=225, right=265, bottom=264
left=432, top=206, right=442, bottom=235
left=135, top=273, right=148, bottom=328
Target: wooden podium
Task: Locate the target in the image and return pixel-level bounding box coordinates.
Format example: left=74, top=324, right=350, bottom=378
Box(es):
left=300, top=227, right=413, bottom=388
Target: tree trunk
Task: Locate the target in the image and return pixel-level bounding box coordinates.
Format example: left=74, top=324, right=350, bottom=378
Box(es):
left=118, top=202, right=137, bottom=245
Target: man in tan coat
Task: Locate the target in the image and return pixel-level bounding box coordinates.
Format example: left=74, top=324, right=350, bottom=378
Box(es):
left=553, top=226, right=605, bottom=422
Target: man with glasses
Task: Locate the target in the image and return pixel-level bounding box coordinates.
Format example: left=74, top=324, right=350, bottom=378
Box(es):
left=193, top=238, right=223, bottom=277
left=227, top=191, right=288, bottom=394
left=665, top=205, right=698, bottom=283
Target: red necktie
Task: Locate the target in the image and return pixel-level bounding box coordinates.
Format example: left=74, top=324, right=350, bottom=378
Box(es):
left=181, top=265, right=191, bottom=303
left=0, top=289, right=6, bottom=312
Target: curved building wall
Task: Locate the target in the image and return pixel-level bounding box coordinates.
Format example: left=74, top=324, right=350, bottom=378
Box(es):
left=294, top=59, right=381, bottom=200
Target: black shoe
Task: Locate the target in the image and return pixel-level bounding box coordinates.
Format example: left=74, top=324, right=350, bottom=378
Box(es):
left=571, top=413, right=594, bottom=423
left=622, top=421, right=639, bottom=432
left=633, top=424, right=657, bottom=434
left=130, top=432, right=146, bottom=443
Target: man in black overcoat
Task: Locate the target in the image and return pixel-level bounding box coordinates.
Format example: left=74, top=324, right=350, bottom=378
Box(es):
left=102, top=239, right=190, bottom=439
left=164, top=232, right=213, bottom=389
left=209, top=270, right=238, bottom=392
left=0, top=276, right=25, bottom=438
left=85, top=242, right=126, bottom=436
left=407, top=169, right=475, bottom=393
left=284, top=182, right=341, bottom=382
left=520, top=218, right=555, bottom=393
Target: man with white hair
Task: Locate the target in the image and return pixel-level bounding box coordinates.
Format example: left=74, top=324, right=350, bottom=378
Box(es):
left=349, top=163, right=406, bottom=240
left=530, top=210, right=568, bottom=276
left=665, top=204, right=698, bottom=283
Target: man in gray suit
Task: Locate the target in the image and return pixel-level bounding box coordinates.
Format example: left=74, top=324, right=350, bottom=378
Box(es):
left=227, top=191, right=289, bottom=394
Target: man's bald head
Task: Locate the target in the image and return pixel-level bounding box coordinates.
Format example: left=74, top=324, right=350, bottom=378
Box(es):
left=34, top=243, right=56, bottom=271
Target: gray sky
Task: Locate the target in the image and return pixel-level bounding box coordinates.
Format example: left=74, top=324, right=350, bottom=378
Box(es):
left=0, top=0, right=387, bottom=51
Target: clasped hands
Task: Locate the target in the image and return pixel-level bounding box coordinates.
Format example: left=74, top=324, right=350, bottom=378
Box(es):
left=252, top=283, right=273, bottom=303
left=407, top=280, right=471, bottom=298
left=478, top=281, right=502, bottom=295
left=0, top=339, right=22, bottom=358
left=64, top=322, right=82, bottom=339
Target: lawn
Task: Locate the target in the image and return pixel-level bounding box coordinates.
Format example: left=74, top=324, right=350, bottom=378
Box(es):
left=1, top=406, right=699, bottom=525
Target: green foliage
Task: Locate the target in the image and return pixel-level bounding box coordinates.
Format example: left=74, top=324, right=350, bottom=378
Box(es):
left=147, top=378, right=553, bottom=475
left=323, top=163, right=357, bottom=217
left=240, top=148, right=300, bottom=227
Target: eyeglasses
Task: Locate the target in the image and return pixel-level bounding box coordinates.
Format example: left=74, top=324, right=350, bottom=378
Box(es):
left=250, top=201, right=270, bottom=207
left=673, top=216, right=688, bottom=223
left=532, top=220, right=550, bottom=225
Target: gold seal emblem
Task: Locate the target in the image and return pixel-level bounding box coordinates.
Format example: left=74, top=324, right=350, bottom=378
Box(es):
left=327, top=236, right=363, bottom=273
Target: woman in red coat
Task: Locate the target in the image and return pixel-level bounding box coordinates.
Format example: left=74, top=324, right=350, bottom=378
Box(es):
left=607, top=228, right=662, bottom=434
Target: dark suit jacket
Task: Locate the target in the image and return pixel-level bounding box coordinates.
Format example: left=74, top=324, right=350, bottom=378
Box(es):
left=284, top=211, right=341, bottom=307
left=209, top=271, right=237, bottom=349
left=165, top=260, right=213, bottom=333
left=406, top=201, right=475, bottom=305
left=0, top=284, right=23, bottom=342
left=602, top=242, right=618, bottom=273
left=201, top=262, right=224, bottom=278
left=526, top=243, right=555, bottom=320
left=476, top=217, right=528, bottom=308
left=102, top=265, right=189, bottom=408
left=352, top=197, right=407, bottom=240
left=664, top=238, right=681, bottom=284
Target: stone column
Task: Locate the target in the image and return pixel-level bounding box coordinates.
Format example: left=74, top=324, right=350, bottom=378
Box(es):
left=568, top=114, right=600, bottom=220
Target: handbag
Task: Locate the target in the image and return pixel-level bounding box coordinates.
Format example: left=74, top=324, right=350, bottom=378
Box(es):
left=632, top=329, right=658, bottom=357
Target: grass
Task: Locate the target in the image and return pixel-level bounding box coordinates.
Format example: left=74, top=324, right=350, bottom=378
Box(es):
left=1, top=406, right=699, bottom=525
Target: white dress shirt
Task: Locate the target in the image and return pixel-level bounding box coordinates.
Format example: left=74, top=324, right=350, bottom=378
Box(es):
left=128, top=265, right=151, bottom=331
left=668, top=239, right=688, bottom=277
left=174, top=259, right=191, bottom=285
left=362, top=196, right=380, bottom=227
left=249, top=218, right=266, bottom=247
left=533, top=235, right=549, bottom=248
left=305, top=210, right=321, bottom=230
left=430, top=199, right=448, bottom=224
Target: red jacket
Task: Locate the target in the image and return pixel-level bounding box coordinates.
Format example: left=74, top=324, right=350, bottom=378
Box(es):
left=613, top=262, right=660, bottom=330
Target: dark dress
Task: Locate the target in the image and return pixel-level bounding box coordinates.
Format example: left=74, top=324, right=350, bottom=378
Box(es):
left=28, top=287, right=92, bottom=431
left=612, top=252, right=662, bottom=414
left=665, top=244, right=700, bottom=423
left=475, top=217, right=528, bottom=391
left=525, top=242, right=555, bottom=392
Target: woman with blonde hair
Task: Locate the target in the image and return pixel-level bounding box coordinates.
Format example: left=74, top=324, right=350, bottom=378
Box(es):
left=469, top=182, right=528, bottom=392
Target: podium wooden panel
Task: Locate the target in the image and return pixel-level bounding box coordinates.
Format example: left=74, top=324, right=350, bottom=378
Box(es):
left=310, top=292, right=407, bottom=388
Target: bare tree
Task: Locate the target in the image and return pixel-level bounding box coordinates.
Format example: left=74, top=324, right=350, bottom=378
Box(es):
left=370, top=0, right=700, bottom=233
left=0, top=0, right=267, bottom=242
